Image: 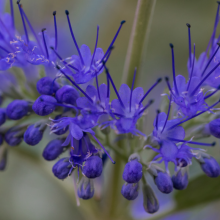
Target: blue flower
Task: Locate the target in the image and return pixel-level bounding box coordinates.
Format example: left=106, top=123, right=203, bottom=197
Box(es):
left=77, top=177, right=94, bottom=200
left=122, top=159, right=142, bottom=183
left=152, top=112, right=185, bottom=143
left=6, top=100, right=29, bottom=120
left=121, top=183, right=139, bottom=200
left=32, top=95, right=57, bottom=116
left=154, top=171, right=173, bottom=194
left=82, top=156, right=103, bottom=179
left=24, top=124, right=45, bottom=146
left=55, top=11, right=126, bottom=84
left=52, top=157, right=71, bottom=180
left=172, top=169, right=188, bottom=190
left=37, top=76, right=60, bottom=95
left=5, top=128, right=23, bottom=146
left=200, top=157, right=220, bottom=178
left=43, top=139, right=66, bottom=161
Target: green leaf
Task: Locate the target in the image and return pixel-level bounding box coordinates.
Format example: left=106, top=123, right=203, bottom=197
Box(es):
left=175, top=174, right=220, bottom=211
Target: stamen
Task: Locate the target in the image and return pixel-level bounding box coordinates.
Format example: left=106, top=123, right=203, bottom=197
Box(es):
left=167, top=137, right=215, bottom=147
left=65, top=10, right=84, bottom=65
left=156, top=110, right=160, bottom=131
left=161, top=94, right=172, bottom=133
left=211, top=2, right=220, bottom=49
left=138, top=99, right=154, bottom=115
left=107, top=74, right=110, bottom=98
left=50, top=47, right=79, bottom=71
left=130, top=68, right=137, bottom=112
left=21, top=8, right=44, bottom=53
left=103, top=64, right=125, bottom=108
left=204, top=85, right=220, bottom=99
left=139, top=78, right=162, bottom=104
left=200, top=2, right=220, bottom=68
left=90, top=26, right=99, bottom=67
left=95, top=75, right=101, bottom=101
left=91, top=134, right=115, bottom=164
left=201, top=43, right=220, bottom=77
left=168, top=99, right=220, bottom=130
left=191, top=58, right=220, bottom=96
left=17, top=2, right=29, bottom=43
left=56, top=65, right=93, bottom=103
left=53, top=11, right=58, bottom=50
left=165, top=77, right=176, bottom=97
left=170, top=43, right=179, bottom=95
left=186, top=23, right=192, bottom=67
left=42, top=28, right=49, bottom=59
left=102, top=20, right=126, bottom=61
left=187, top=43, right=196, bottom=91
left=10, top=0, right=15, bottom=30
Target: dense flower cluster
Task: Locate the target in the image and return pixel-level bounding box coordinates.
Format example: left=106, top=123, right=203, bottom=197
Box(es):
left=0, top=0, right=220, bottom=215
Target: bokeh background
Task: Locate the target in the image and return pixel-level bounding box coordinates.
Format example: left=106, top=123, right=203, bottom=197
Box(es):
left=1, top=0, right=220, bottom=220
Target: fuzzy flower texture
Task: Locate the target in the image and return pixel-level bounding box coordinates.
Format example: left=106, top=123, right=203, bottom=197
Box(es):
left=0, top=0, right=220, bottom=214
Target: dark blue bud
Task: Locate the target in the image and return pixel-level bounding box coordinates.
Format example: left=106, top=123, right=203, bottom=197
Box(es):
left=6, top=100, right=29, bottom=120
left=209, top=118, right=220, bottom=138
left=77, top=178, right=94, bottom=200
left=56, top=85, right=79, bottom=105
left=53, top=115, right=68, bottom=135
left=82, top=156, right=103, bottom=179
left=32, top=95, right=57, bottom=116
left=37, top=77, right=60, bottom=95
left=172, top=170, right=188, bottom=190
left=0, top=134, right=3, bottom=146
left=5, top=129, right=22, bottom=146
left=43, top=139, right=66, bottom=161
left=143, top=184, right=159, bottom=214
left=0, top=108, right=6, bottom=126
left=122, top=160, right=142, bottom=183
left=24, top=124, right=44, bottom=146
left=154, top=171, right=173, bottom=194
left=52, top=157, right=71, bottom=179
left=201, top=157, right=220, bottom=178
left=121, top=183, right=139, bottom=200
left=0, top=148, right=7, bottom=171
left=102, top=153, right=108, bottom=166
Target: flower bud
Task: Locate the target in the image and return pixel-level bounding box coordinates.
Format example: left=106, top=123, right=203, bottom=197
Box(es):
left=32, top=95, right=57, bottom=116
left=37, top=77, right=60, bottom=95
left=43, top=139, right=66, bottom=161
left=77, top=177, right=94, bottom=200
left=200, top=157, right=220, bottom=178
left=154, top=171, right=173, bottom=194
left=121, top=183, right=139, bottom=200
left=82, top=156, right=103, bottom=179
left=209, top=118, right=220, bottom=138
left=0, top=108, right=6, bottom=126
left=6, top=100, right=29, bottom=120
left=52, top=157, right=71, bottom=179
left=0, top=147, right=7, bottom=171
left=122, top=159, right=142, bottom=183
left=24, top=124, right=45, bottom=146
left=5, top=129, right=23, bottom=146
left=143, top=184, right=159, bottom=214
left=172, top=169, right=188, bottom=190
left=56, top=85, right=79, bottom=105
left=0, top=133, right=3, bottom=146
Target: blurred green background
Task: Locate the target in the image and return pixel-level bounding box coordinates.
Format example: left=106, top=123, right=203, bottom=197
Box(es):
left=1, top=0, right=220, bottom=220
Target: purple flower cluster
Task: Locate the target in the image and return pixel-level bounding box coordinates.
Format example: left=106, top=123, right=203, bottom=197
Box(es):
left=0, top=0, right=220, bottom=215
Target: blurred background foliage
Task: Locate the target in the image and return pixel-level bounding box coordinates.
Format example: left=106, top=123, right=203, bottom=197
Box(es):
left=1, top=0, right=220, bottom=219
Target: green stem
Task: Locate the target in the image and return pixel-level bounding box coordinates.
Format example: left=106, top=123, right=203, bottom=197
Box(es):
left=121, top=0, right=157, bottom=86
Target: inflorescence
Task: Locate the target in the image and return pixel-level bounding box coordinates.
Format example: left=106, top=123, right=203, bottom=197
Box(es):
left=0, top=0, right=220, bottom=214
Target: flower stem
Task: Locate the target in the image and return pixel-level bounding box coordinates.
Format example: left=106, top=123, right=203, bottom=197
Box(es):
left=122, top=0, right=157, bottom=86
